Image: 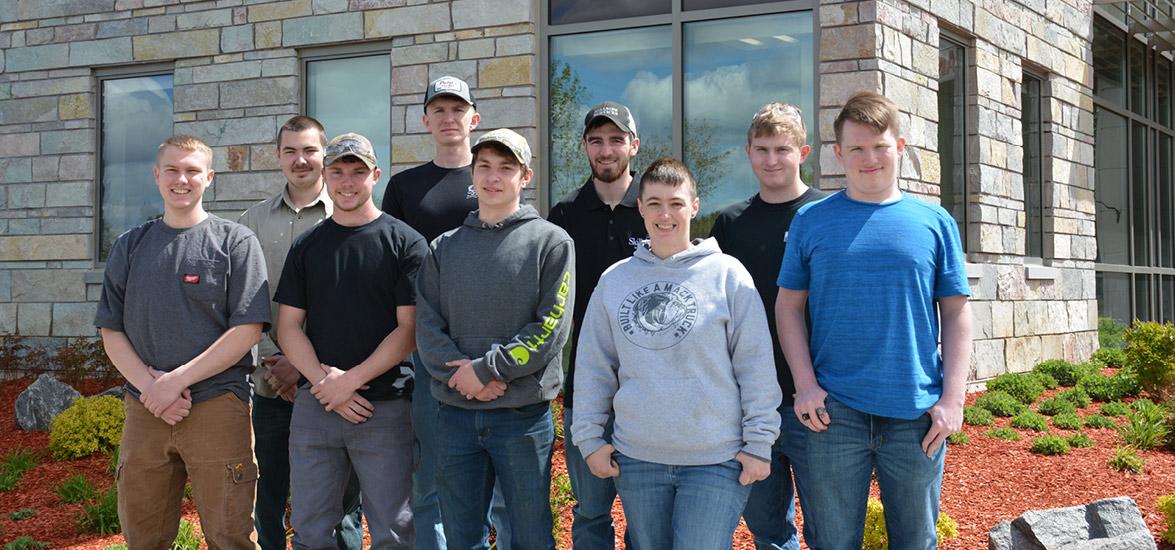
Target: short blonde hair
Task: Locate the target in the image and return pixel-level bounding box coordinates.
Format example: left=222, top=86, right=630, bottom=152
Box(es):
left=747, top=102, right=806, bottom=146
left=834, top=91, right=902, bottom=144
left=156, top=134, right=213, bottom=166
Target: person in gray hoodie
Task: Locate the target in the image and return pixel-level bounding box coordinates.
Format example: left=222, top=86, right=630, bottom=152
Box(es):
left=415, top=128, right=575, bottom=550
left=571, top=157, right=781, bottom=550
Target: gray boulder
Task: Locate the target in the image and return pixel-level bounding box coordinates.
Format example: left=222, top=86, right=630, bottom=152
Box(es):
left=989, top=497, right=1156, bottom=549
left=14, top=373, right=80, bottom=431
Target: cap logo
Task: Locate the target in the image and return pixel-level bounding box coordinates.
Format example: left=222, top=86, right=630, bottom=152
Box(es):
left=435, top=78, right=462, bottom=92
left=596, top=106, right=620, bottom=117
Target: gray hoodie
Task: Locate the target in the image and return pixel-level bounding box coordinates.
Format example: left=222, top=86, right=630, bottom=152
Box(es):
left=571, top=237, right=781, bottom=465
left=415, top=205, right=575, bottom=409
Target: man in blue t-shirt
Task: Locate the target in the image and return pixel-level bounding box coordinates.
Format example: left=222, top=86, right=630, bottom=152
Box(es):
left=775, top=91, right=972, bottom=550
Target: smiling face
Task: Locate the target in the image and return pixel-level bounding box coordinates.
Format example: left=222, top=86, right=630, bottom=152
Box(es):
left=324, top=157, right=380, bottom=214
left=834, top=119, right=906, bottom=203
left=278, top=127, right=325, bottom=192
left=746, top=133, right=809, bottom=192
left=582, top=121, right=639, bottom=184
left=638, top=180, right=698, bottom=253
left=423, top=96, right=480, bottom=147
left=154, top=145, right=214, bottom=215
left=472, top=145, right=532, bottom=215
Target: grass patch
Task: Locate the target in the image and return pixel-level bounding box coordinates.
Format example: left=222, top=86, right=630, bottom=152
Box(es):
left=54, top=473, right=98, bottom=504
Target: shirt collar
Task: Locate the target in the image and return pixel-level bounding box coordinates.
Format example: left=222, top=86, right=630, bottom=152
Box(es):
left=578, top=171, right=639, bottom=211
left=279, top=183, right=332, bottom=215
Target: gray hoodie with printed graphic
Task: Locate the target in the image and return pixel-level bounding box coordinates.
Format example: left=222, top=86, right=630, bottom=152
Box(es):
left=571, top=237, right=781, bottom=466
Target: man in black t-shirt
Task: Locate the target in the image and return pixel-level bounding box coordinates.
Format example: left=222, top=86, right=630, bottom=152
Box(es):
left=547, top=102, right=646, bottom=550
left=709, top=103, right=826, bottom=550
left=277, top=133, right=429, bottom=549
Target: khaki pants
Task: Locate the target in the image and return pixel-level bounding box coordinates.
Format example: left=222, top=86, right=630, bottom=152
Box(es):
left=118, top=392, right=259, bottom=550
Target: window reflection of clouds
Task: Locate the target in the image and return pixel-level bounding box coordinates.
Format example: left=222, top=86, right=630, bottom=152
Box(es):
left=307, top=55, right=392, bottom=204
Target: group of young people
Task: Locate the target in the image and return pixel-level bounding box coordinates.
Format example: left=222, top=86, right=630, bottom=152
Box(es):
left=96, top=73, right=971, bottom=550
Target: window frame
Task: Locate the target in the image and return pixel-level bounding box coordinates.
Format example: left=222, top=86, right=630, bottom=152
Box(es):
left=937, top=30, right=972, bottom=252
left=1022, top=68, right=1047, bottom=261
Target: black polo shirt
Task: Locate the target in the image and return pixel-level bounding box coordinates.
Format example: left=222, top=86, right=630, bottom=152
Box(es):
left=548, top=174, right=647, bottom=408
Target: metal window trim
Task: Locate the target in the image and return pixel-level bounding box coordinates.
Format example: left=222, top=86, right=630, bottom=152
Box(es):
left=937, top=32, right=971, bottom=251
left=1022, top=69, right=1048, bottom=260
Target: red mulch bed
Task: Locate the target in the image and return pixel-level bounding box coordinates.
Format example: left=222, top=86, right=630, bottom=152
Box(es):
left=2, top=376, right=1172, bottom=549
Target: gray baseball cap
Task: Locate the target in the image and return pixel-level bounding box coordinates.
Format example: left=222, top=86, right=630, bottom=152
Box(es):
left=583, top=102, right=637, bottom=138
left=323, top=133, right=377, bottom=169
left=472, top=128, right=532, bottom=169
left=424, top=75, right=475, bottom=110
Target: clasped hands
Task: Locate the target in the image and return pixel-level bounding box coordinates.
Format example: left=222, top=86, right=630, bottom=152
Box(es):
left=445, top=358, right=507, bottom=402
left=138, top=367, right=192, bottom=426
left=310, top=364, right=373, bottom=425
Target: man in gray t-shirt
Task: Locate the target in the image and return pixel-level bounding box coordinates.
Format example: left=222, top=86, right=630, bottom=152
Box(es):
left=95, top=135, right=270, bottom=547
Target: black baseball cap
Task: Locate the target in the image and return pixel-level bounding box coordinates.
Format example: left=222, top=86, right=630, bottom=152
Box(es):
left=583, top=102, right=637, bottom=138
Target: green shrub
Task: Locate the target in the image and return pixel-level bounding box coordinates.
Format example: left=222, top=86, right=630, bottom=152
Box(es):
left=1066, top=433, right=1094, bottom=448
left=54, top=473, right=98, bottom=503
left=1033, top=359, right=1092, bottom=387
left=987, top=372, right=1046, bottom=404
left=947, top=432, right=969, bottom=445
left=1031, top=434, right=1072, bottom=455
left=1034, top=372, right=1059, bottom=390
left=1077, top=372, right=1139, bottom=402
left=50, top=395, right=125, bottom=460
left=975, top=391, right=1026, bottom=417
left=1057, top=388, right=1092, bottom=409
left=1131, top=398, right=1157, bottom=412
left=1099, top=316, right=1127, bottom=349
left=172, top=519, right=202, bottom=550
left=3, top=537, right=47, bottom=550
left=0, top=448, right=42, bottom=492
left=53, top=337, right=121, bottom=387
left=1011, top=411, right=1049, bottom=432
left=1052, top=412, right=1084, bottom=430
left=984, top=428, right=1022, bottom=441
left=963, top=407, right=994, bottom=426
left=1119, top=401, right=1171, bottom=450
left=76, top=486, right=120, bottom=535
left=8, top=508, right=36, bottom=520
left=1164, top=402, right=1175, bottom=451
left=1037, top=397, right=1076, bottom=416
left=1123, top=321, right=1175, bottom=401
left=1158, top=493, right=1175, bottom=544
left=1101, top=401, right=1131, bottom=417
left=1091, top=347, right=1127, bottom=368
left=1108, top=446, right=1145, bottom=473
left=1085, top=414, right=1116, bottom=429
left=861, top=496, right=958, bottom=549
left=103, top=545, right=127, bottom=550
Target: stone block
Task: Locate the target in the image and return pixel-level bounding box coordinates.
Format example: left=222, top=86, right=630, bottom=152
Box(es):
left=69, top=37, right=133, bottom=66
left=58, top=94, right=92, bottom=120
left=52, top=302, right=98, bottom=337
left=41, top=130, right=93, bottom=154
left=57, top=155, right=92, bottom=181
left=7, top=219, right=41, bottom=235
left=459, top=38, right=495, bottom=59
left=0, top=302, right=15, bottom=334
left=971, top=301, right=993, bottom=339
left=55, top=23, right=97, bottom=43
left=12, top=270, right=86, bottom=302
left=821, top=24, right=877, bottom=61
left=973, top=339, right=1005, bottom=379
left=479, top=55, right=531, bottom=88
left=390, top=133, right=435, bottom=164
left=394, top=43, right=449, bottom=66
left=222, top=24, right=254, bottom=52
left=261, top=57, right=296, bottom=76
left=392, top=64, right=428, bottom=95
left=96, top=17, right=148, bottom=38
left=5, top=44, right=69, bottom=72
left=365, top=3, right=450, bottom=37
left=211, top=171, right=285, bottom=201
left=282, top=12, right=363, bottom=46
left=475, top=96, right=535, bottom=128
left=992, top=301, right=1014, bottom=337
left=255, top=20, right=281, bottom=49
left=175, top=82, right=219, bottom=111
left=44, top=182, right=91, bottom=208
left=17, top=302, right=51, bottom=335
left=249, top=144, right=278, bottom=170
left=1040, top=334, right=1064, bottom=361
left=175, top=116, right=277, bottom=146
left=0, top=158, right=32, bottom=184
left=176, top=8, right=232, bottom=29
left=313, top=0, right=349, bottom=13
left=350, top=0, right=408, bottom=8
left=15, top=373, right=81, bottom=431
left=428, top=60, right=477, bottom=86
left=133, top=29, right=220, bottom=61
left=0, top=270, right=9, bottom=301
left=7, top=182, right=44, bottom=207
left=496, top=34, right=533, bottom=56
left=1004, top=335, right=1041, bottom=372
left=819, top=71, right=883, bottom=107
left=0, top=96, right=58, bottom=124
left=18, top=0, right=113, bottom=19
left=0, top=133, right=39, bottom=158
left=0, top=235, right=91, bottom=261
left=192, top=60, right=262, bottom=83
left=32, top=157, right=57, bottom=182
left=249, top=0, right=312, bottom=23
left=219, top=77, right=297, bottom=108
left=451, top=0, right=531, bottom=29
left=147, top=14, right=176, bottom=34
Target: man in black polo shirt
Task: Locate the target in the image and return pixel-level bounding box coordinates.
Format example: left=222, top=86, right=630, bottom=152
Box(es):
left=547, top=101, right=646, bottom=550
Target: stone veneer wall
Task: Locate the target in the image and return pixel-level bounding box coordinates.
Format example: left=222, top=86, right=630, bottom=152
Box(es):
left=0, top=0, right=538, bottom=347
left=816, top=0, right=1100, bottom=382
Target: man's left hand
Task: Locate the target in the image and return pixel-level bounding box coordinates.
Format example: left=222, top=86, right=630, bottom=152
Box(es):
left=141, top=370, right=185, bottom=417
left=311, top=365, right=367, bottom=412
left=446, top=359, right=486, bottom=399
left=922, top=398, right=963, bottom=457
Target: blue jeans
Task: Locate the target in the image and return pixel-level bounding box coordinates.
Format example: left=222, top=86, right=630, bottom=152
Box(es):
left=794, top=397, right=945, bottom=550
left=436, top=402, right=555, bottom=550
left=252, top=393, right=363, bottom=550
left=411, top=353, right=512, bottom=550
left=613, top=453, right=751, bottom=550
left=561, top=408, right=631, bottom=550
left=742, top=404, right=809, bottom=550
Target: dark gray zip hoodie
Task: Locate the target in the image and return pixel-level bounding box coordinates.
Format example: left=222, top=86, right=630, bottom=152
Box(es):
left=416, top=205, right=575, bottom=409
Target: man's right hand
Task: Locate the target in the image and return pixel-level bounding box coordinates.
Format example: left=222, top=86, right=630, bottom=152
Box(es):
left=332, top=393, right=375, bottom=424
left=794, top=384, right=831, bottom=432
left=263, top=355, right=300, bottom=401
left=474, top=380, right=507, bottom=401
left=585, top=444, right=620, bottom=479
left=147, top=367, right=192, bottom=425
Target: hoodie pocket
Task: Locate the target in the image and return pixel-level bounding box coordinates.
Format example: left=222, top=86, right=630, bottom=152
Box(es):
left=613, top=376, right=715, bottom=444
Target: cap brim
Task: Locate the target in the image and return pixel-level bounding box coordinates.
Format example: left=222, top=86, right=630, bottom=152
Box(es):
left=325, top=153, right=376, bottom=169
left=472, top=141, right=528, bottom=167
left=425, top=92, right=475, bottom=108
left=584, top=114, right=635, bottom=137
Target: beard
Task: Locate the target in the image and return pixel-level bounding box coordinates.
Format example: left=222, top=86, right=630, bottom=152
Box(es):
left=590, top=156, right=631, bottom=184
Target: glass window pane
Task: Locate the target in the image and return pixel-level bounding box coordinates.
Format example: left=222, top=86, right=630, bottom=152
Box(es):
left=1023, top=74, right=1043, bottom=258
left=1095, top=108, right=1130, bottom=265
left=1135, top=274, right=1152, bottom=322
left=683, top=11, right=814, bottom=230
left=1096, top=271, right=1132, bottom=326
left=938, top=39, right=967, bottom=249
left=1129, top=40, right=1148, bottom=116
left=1131, top=122, right=1148, bottom=264
left=684, top=0, right=781, bottom=10
left=1093, top=17, right=1125, bottom=105
left=549, top=0, right=670, bottom=25
left=1157, top=58, right=1171, bottom=127
left=549, top=26, right=672, bottom=201
left=100, top=74, right=174, bottom=260
left=1163, top=275, right=1175, bottom=323
left=1160, top=134, right=1172, bottom=267
left=307, top=54, right=392, bottom=205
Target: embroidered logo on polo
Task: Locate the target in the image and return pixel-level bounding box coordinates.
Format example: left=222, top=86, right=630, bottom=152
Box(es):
left=183, top=274, right=200, bottom=284
left=617, top=281, right=697, bottom=349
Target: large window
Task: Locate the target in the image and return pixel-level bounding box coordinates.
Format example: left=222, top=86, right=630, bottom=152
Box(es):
left=1093, top=14, right=1175, bottom=324
left=1022, top=72, right=1045, bottom=259
left=304, top=50, right=392, bottom=204
left=98, top=72, right=174, bottom=260
left=545, top=1, right=815, bottom=236
left=938, top=36, right=968, bottom=250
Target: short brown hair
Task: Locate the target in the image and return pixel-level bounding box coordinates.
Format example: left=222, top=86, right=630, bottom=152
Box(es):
left=747, top=102, right=806, bottom=146
left=639, top=157, right=697, bottom=200
left=156, top=134, right=213, bottom=166
left=275, top=115, right=327, bottom=148
left=833, top=91, right=902, bottom=144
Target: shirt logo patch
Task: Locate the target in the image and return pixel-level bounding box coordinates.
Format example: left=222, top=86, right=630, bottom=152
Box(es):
left=627, top=237, right=643, bottom=249
left=617, top=281, right=698, bottom=350
left=435, top=77, right=462, bottom=92
left=466, top=184, right=478, bottom=200
left=183, top=274, right=201, bottom=284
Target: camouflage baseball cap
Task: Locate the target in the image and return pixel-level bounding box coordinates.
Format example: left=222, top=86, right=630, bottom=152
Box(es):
left=323, top=132, right=377, bottom=169
left=472, top=128, right=532, bottom=169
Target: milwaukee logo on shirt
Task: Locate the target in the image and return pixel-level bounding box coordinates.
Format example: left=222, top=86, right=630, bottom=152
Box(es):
left=183, top=274, right=201, bottom=284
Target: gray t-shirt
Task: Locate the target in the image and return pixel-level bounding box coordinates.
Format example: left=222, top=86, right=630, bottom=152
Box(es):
left=94, top=215, right=272, bottom=404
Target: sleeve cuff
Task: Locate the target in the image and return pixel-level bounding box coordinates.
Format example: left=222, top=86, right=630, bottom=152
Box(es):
left=471, top=357, right=497, bottom=385
left=577, top=437, right=607, bottom=460
left=740, top=443, right=772, bottom=463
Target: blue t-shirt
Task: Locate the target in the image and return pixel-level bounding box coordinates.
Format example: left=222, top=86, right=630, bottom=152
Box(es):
left=776, top=190, right=970, bottom=419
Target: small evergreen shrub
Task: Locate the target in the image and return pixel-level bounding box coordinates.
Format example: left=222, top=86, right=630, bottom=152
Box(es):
left=1085, top=414, right=1116, bottom=429
left=1157, top=493, right=1175, bottom=544
left=1033, top=359, right=1089, bottom=387
left=8, top=508, right=36, bottom=520
left=1011, top=411, right=1049, bottom=432
left=0, top=448, right=42, bottom=492
left=1119, top=401, right=1171, bottom=450
left=1100, top=401, right=1131, bottom=417
left=1034, top=372, right=1059, bottom=390
left=1131, top=398, right=1157, bottom=412
left=947, top=432, right=969, bottom=445
left=54, top=473, right=98, bottom=504
left=987, top=372, right=1046, bottom=404
left=1037, top=397, right=1076, bottom=416
left=1108, top=446, right=1145, bottom=473
left=1031, top=434, right=1072, bottom=455
left=963, top=406, right=994, bottom=426
left=975, top=391, right=1026, bottom=417
left=1052, top=412, right=1084, bottom=430
left=1077, top=372, right=1138, bottom=402
left=172, top=519, right=202, bottom=550
left=984, top=428, right=1022, bottom=441
left=1123, top=321, right=1175, bottom=401
left=50, top=395, right=125, bottom=460
left=861, top=497, right=958, bottom=549
left=3, top=537, right=47, bottom=550
left=1057, top=388, right=1092, bottom=409
left=1066, top=433, right=1094, bottom=448
left=76, top=486, right=120, bottom=535
left=1091, top=347, right=1127, bottom=368
left=1099, top=316, right=1127, bottom=349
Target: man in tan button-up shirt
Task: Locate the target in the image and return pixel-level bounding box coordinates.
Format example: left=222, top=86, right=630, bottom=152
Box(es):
left=238, top=115, right=361, bottom=550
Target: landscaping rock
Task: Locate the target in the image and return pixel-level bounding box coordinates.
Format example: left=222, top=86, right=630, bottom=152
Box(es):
left=989, top=497, right=1156, bottom=549
left=14, top=373, right=80, bottom=431
left=97, top=385, right=124, bottom=399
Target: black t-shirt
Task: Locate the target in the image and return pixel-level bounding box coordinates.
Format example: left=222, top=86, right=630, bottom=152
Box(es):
left=709, top=188, right=828, bottom=403
left=381, top=161, right=479, bottom=242
left=547, top=176, right=647, bottom=408
left=274, top=214, right=429, bottom=401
